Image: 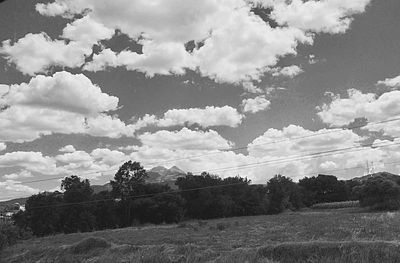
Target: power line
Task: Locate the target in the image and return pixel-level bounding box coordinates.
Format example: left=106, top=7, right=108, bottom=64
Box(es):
left=194, top=140, right=400, bottom=174
left=4, top=157, right=400, bottom=204
left=21, top=157, right=400, bottom=210
left=26, top=182, right=249, bottom=210
left=9, top=116, right=400, bottom=186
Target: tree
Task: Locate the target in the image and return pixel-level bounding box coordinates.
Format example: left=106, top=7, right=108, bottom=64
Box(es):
left=110, top=161, right=148, bottom=226
left=16, top=192, right=64, bottom=236
left=61, top=175, right=96, bottom=233
left=299, top=174, right=349, bottom=206
left=357, top=176, right=400, bottom=210
left=266, top=175, right=303, bottom=214
left=111, top=161, right=148, bottom=198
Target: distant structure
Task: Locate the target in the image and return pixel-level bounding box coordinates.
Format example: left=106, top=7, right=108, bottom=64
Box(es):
left=364, top=161, right=375, bottom=176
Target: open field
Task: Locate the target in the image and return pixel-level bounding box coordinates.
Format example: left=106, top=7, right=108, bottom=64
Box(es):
left=2, top=208, right=400, bottom=263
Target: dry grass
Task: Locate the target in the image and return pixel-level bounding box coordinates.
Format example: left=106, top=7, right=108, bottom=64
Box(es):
left=311, top=201, right=360, bottom=210
left=2, top=208, right=400, bottom=262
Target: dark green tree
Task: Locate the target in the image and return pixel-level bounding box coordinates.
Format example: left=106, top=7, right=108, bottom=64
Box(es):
left=61, top=175, right=96, bottom=233
left=110, top=161, right=148, bottom=226
left=266, top=175, right=303, bottom=214
left=357, top=176, right=400, bottom=210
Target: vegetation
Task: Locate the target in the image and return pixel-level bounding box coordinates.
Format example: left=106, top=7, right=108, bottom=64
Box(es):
left=3, top=160, right=400, bottom=258
left=3, top=209, right=400, bottom=262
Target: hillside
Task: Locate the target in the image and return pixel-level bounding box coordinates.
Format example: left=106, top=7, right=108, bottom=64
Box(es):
left=3, top=208, right=400, bottom=262
left=351, top=171, right=400, bottom=183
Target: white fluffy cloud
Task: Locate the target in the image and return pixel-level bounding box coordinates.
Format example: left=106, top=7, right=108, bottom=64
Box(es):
left=242, top=95, right=271, bottom=113
left=0, top=151, right=60, bottom=175
left=59, top=145, right=76, bottom=153
left=1, top=0, right=370, bottom=84
left=138, top=128, right=233, bottom=151
left=3, top=171, right=33, bottom=180
left=318, top=89, right=400, bottom=137
left=0, top=15, right=114, bottom=76
left=0, top=143, right=6, bottom=152
left=0, top=71, right=136, bottom=142
left=0, top=180, right=39, bottom=199
left=3, top=71, right=118, bottom=115
left=377, top=75, right=400, bottom=88
left=254, top=0, right=371, bottom=34
left=135, top=106, right=244, bottom=128
left=271, top=65, right=303, bottom=78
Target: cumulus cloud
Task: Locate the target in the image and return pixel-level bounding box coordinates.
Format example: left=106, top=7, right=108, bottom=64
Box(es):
left=3, top=71, right=118, bottom=115
left=0, top=15, right=114, bottom=76
left=271, top=65, right=303, bottom=78
left=242, top=95, right=271, bottom=113
left=1, top=0, right=370, bottom=84
left=253, top=0, right=371, bottom=34
left=59, top=145, right=76, bottom=153
left=138, top=128, right=233, bottom=151
left=0, top=151, right=60, bottom=175
left=0, top=71, right=136, bottom=142
left=317, top=89, right=400, bottom=137
left=0, top=143, right=6, bottom=152
left=377, top=75, right=400, bottom=88
left=135, top=106, right=244, bottom=128
left=3, top=171, right=33, bottom=180
left=0, top=180, right=39, bottom=197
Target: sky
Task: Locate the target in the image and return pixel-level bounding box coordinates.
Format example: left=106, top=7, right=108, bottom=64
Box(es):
left=1, top=0, right=400, bottom=200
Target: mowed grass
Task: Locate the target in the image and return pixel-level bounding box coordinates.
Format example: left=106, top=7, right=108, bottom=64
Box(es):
left=2, top=208, right=400, bottom=262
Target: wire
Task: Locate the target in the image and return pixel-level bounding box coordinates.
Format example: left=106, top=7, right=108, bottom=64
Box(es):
left=21, top=157, right=400, bottom=210
left=26, top=182, right=249, bottom=210
left=5, top=157, right=400, bottom=204
left=9, top=116, right=400, bottom=186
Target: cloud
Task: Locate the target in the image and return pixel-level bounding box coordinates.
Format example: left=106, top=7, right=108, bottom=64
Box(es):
left=3, top=71, right=119, bottom=115
left=247, top=124, right=362, bottom=158
left=3, top=171, right=33, bottom=180
left=242, top=95, right=271, bottom=113
left=138, top=128, right=233, bottom=151
left=0, top=143, right=6, bottom=152
left=317, top=89, right=400, bottom=137
left=135, top=106, right=244, bottom=128
left=0, top=180, right=39, bottom=197
left=0, top=71, right=136, bottom=142
left=0, top=33, right=91, bottom=76
left=271, top=65, right=303, bottom=78
left=254, top=0, right=371, bottom=34
left=59, top=145, right=76, bottom=153
left=377, top=75, right=400, bottom=88
left=1, top=0, right=369, bottom=85
left=242, top=82, right=263, bottom=94
left=0, top=151, right=60, bottom=175
left=0, top=15, right=114, bottom=76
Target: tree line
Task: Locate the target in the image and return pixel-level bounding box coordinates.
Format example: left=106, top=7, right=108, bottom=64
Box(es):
left=10, top=161, right=400, bottom=237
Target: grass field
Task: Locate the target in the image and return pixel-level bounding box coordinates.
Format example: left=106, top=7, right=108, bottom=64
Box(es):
left=2, top=207, right=400, bottom=262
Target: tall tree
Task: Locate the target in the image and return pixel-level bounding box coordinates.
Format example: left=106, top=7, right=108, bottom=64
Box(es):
left=61, top=175, right=96, bottom=233
left=110, top=161, right=148, bottom=226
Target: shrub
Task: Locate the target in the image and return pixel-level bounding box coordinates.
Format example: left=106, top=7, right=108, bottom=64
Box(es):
left=0, top=222, right=31, bottom=250
left=69, top=237, right=111, bottom=254
left=357, top=176, right=400, bottom=210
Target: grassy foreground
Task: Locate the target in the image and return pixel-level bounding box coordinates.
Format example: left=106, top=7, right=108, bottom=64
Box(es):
left=2, top=208, right=400, bottom=262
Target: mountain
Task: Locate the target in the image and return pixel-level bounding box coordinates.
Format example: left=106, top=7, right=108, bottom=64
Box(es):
left=351, top=172, right=400, bottom=183
left=91, top=183, right=112, bottom=194
left=147, top=166, right=186, bottom=188
left=0, top=197, right=29, bottom=211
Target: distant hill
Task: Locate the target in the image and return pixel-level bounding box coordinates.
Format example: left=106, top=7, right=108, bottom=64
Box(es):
left=351, top=172, right=400, bottom=183
left=0, top=197, right=29, bottom=211
left=91, top=183, right=112, bottom=194
left=147, top=166, right=186, bottom=189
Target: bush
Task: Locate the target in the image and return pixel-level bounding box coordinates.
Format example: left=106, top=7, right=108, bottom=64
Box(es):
left=357, top=176, right=400, bottom=210
left=0, top=222, right=31, bottom=250
left=69, top=237, right=111, bottom=254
